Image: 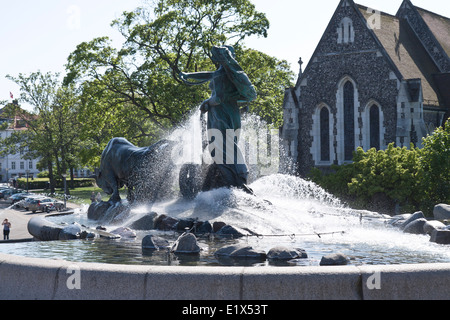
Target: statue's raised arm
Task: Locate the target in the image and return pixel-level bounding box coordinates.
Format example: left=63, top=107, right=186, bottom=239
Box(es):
left=179, top=71, right=215, bottom=86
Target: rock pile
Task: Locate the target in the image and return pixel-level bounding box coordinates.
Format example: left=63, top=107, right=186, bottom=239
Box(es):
left=387, top=204, right=450, bottom=245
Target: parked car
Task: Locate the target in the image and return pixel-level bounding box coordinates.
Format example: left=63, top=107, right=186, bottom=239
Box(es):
left=22, top=195, right=46, bottom=210
left=7, top=193, right=33, bottom=207
left=0, top=188, right=24, bottom=199
left=38, top=198, right=65, bottom=213
left=28, top=197, right=65, bottom=213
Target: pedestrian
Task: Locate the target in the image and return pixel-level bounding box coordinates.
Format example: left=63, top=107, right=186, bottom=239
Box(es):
left=96, top=192, right=102, bottom=203
left=2, top=219, right=11, bottom=240
left=90, top=192, right=96, bottom=203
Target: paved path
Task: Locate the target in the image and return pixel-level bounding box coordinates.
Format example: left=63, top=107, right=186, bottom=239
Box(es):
left=0, top=201, right=80, bottom=242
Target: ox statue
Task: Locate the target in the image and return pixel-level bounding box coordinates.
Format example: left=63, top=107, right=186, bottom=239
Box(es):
left=96, top=138, right=177, bottom=203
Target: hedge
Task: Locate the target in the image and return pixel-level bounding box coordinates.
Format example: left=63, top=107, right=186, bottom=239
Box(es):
left=16, top=178, right=95, bottom=190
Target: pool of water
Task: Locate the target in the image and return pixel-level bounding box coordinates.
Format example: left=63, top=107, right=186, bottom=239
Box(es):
left=0, top=174, right=449, bottom=267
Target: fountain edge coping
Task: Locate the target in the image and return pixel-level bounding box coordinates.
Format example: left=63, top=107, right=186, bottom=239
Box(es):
left=0, top=253, right=449, bottom=300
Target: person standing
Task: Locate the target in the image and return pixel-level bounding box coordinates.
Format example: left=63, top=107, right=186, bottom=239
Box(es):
left=2, top=219, right=11, bottom=240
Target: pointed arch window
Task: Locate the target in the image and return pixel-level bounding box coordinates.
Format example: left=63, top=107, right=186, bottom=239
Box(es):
left=337, top=17, right=355, bottom=44
left=320, top=107, right=330, bottom=162
left=344, top=81, right=355, bottom=161
left=369, top=104, right=380, bottom=150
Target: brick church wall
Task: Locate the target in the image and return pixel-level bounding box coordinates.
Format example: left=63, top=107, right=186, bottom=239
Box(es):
left=296, top=3, right=399, bottom=175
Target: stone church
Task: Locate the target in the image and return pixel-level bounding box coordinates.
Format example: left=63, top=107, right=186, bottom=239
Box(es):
left=281, top=0, right=450, bottom=176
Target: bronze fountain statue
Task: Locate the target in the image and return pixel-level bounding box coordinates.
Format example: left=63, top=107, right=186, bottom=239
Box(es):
left=178, top=45, right=257, bottom=197
left=92, top=45, right=257, bottom=217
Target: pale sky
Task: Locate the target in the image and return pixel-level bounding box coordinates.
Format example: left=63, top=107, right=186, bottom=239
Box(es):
left=1, top=0, right=449, bottom=107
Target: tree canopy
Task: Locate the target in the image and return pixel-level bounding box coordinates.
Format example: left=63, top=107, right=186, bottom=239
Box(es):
left=5, top=0, right=294, bottom=173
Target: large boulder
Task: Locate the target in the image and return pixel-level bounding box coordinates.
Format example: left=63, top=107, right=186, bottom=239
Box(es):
left=215, top=225, right=248, bottom=239
left=87, top=200, right=131, bottom=224
left=388, top=214, right=412, bottom=228
left=320, top=253, right=350, bottom=266
left=214, top=243, right=266, bottom=260
left=171, top=233, right=201, bottom=254
left=267, top=246, right=307, bottom=261
left=400, top=211, right=425, bottom=230
left=423, top=220, right=446, bottom=235
left=129, top=212, right=158, bottom=230
left=88, top=201, right=112, bottom=221
left=111, top=227, right=136, bottom=238
left=433, top=204, right=450, bottom=221
left=142, top=235, right=170, bottom=250
left=196, top=221, right=213, bottom=234
left=59, top=223, right=82, bottom=240
left=154, top=214, right=179, bottom=231
left=430, top=230, right=450, bottom=245
left=403, top=218, right=428, bottom=235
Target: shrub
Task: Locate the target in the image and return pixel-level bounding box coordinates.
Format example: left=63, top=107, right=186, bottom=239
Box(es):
left=419, top=119, right=450, bottom=212
left=309, top=119, right=449, bottom=215
left=348, top=144, right=422, bottom=206
left=17, top=177, right=95, bottom=190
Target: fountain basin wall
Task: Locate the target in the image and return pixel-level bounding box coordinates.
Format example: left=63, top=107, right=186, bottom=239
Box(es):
left=0, top=253, right=449, bottom=300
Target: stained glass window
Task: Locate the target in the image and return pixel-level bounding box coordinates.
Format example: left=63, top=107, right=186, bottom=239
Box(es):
left=370, top=104, right=380, bottom=150
left=320, top=107, right=330, bottom=162
left=344, top=81, right=355, bottom=161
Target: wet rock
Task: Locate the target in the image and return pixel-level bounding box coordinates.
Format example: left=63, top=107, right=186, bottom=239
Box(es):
left=196, top=221, right=213, bottom=234
left=129, top=212, right=158, bottom=230
left=403, top=218, right=427, bottom=235
left=267, top=246, right=308, bottom=261
left=215, top=225, right=247, bottom=239
left=154, top=214, right=179, bottom=231
left=434, top=204, right=450, bottom=221
left=430, top=230, right=450, bottom=245
left=423, top=220, right=446, bottom=235
left=96, top=226, right=107, bottom=231
left=111, top=227, right=137, bottom=238
left=59, top=223, right=82, bottom=240
left=171, top=233, right=201, bottom=254
left=176, top=218, right=197, bottom=232
left=88, top=200, right=132, bottom=224
left=142, top=235, right=170, bottom=250
left=388, top=213, right=412, bottom=228
left=212, top=221, right=227, bottom=233
left=400, top=211, right=425, bottom=230
left=88, top=201, right=112, bottom=221
left=214, top=244, right=266, bottom=260
left=80, top=231, right=96, bottom=239
left=320, top=253, right=350, bottom=266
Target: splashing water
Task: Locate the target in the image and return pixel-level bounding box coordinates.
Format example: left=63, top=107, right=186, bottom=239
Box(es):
left=1, top=111, right=450, bottom=266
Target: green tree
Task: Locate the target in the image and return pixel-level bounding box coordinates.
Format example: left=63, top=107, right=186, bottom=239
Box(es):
left=2, top=72, right=83, bottom=193
left=419, top=118, right=450, bottom=211
left=64, top=0, right=292, bottom=154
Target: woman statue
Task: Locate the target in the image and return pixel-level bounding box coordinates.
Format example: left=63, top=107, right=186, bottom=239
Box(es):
left=179, top=45, right=257, bottom=191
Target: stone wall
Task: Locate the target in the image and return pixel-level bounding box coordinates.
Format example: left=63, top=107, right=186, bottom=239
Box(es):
left=295, top=2, right=398, bottom=175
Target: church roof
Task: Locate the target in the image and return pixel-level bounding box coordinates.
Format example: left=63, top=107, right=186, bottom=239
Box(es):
left=357, top=2, right=448, bottom=107
left=415, top=7, right=450, bottom=58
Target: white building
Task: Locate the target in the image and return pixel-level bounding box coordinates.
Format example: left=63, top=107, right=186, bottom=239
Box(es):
left=0, top=124, right=41, bottom=183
